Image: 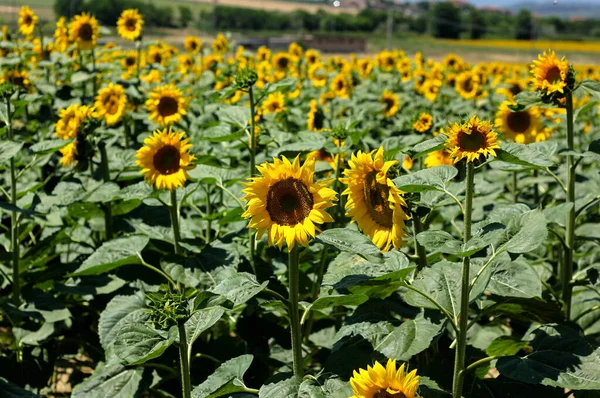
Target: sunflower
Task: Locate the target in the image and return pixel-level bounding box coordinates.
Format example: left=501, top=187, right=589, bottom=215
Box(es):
left=350, top=359, right=420, bottom=398
left=402, top=155, right=413, bottom=171
left=69, top=13, right=98, bottom=50
left=54, top=17, right=69, bottom=52
left=1, top=69, right=32, bottom=92
left=2, top=25, right=11, bottom=41
left=136, top=128, right=196, bottom=191
left=309, top=64, right=328, bottom=88
left=59, top=142, right=78, bottom=167
left=380, top=90, right=399, bottom=119
left=146, top=84, right=187, bottom=127
left=531, top=50, right=569, bottom=96
left=184, top=36, right=202, bottom=54
left=422, top=80, right=440, bottom=102
left=94, top=83, right=127, bottom=126
left=424, top=149, right=453, bottom=168
left=117, top=9, right=144, bottom=41
left=445, top=116, right=500, bottom=163
left=375, top=50, right=397, bottom=72
left=305, top=49, right=320, bottom=66
left=256, top=46, right=271, bottom=62
left=495, top=100, right=543, bottom=144
left=307, top=100, right=326, bottom=132
left=18, top=6, right=37, bottom=38
left=289, top=42, right=303, bottom=57
left=121, top=50, right=144, bottom=72
left=455, top=71, right=480, bottom=100
left=413, top=112, right=433, bottom=133
left=413, top=69, right=428, bottom=93
left=142, top=69, right=162, bottom=84
left=341, top=147, right=409, bottom=252
left=212, top=34, right=229, bottom=54
left=147, top=45, right=168, bottom=66
left=496, top=76, right=525, bottom=99
left=273, top=52, right=293, bottom=72
left=331, top=73, right=351, bottom=98
left=307, top=138, right=344, bottom=171
left=443, top=53, right=464, bottom=72
left=262, top=92, right=286, bottom=114
left=55, top=104, right=95, bottom=140
left=357, top=58, right=373, bottom=79
left=242, top=156, right=336, bottom=249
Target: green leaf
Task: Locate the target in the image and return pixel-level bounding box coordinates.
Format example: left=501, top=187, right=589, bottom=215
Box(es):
left=495, top=142, right=555, bottom=170
left=308, top=294, right=369, bottom=312
left=259, top=376, right=301, bottom=398
left=161, top=254, right=206, bottom=289
left=201, top=125, right=244, bottom=143
left=393, top=166, right=457, bottom=193
left=574, top=100, right=598, bottom=122
left=375, top=313, right=443, bottom=360
left=511, top=91, right=550, bottom=111
left=416, top=230, right=488, bottom=257
left=68, top=202, right=104, bottom=220
left=488, top=257, right=542, bottom=298
left=191, top=354, right=254, bottom=398
left=185, top=307, right=225, bottom=346
left=410, top=134, right=448, bottom=159
left=84, top=182, right=121, bottom=203
left=0, top=140, right=23, bottom=163
left=13, top=323, right=55, bottom=346
left=486, top=336, right=531, bottom=357
left=29, top=139, right=71, bottom=154
left=499, top=209, right=548, bottom=254
left=572, top=286, right=600, bottom=335
left=484, top=298, right=563, bottom=323
left=217, top=105, right=250, bottom=129
left=114, top=323, right=177, bottom=365
left=209, top=271, right=268, bottom=306
left=404, top=261, right=461, bottom=319
left=317, top=228, right=384, bottom=264
left=71, top=235, right=149, bottom=276
left=580, top=79, right=600, bottom=99
left=98, top=293, right=147, bottom=352
left=0, top=377, right=39, bottom=397
left=71, top=71, right=93, bottom=84
left=497, top=323, right=600, bottom=390
left=71, top=362, right=145, bottom=398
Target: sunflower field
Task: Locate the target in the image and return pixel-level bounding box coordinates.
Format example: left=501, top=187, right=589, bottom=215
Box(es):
left=2, top=5, right=600, bottom=398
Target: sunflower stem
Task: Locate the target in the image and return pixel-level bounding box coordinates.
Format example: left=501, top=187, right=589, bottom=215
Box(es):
left=204, top=183, right=212, bottom=242
left=452, top=161, right=474, bottom=398
left=562, top=90, right=575, bottom=320
left=99, top=141, right=113, bottom=241
left=303, top=246, right=328, bottom=344
left=91, top=48, right=97, bottom=100
left=288, top=246, right=304, bottom=378
left=412, top=210, right=428, bottom=273
left=136, top=39, right=143, bottom=80
left=6, top=96, right=20, bottom=306
left=178, top=321, right=192, bottom=398
left=170, top=189, right=182, bottom=255
left=248, top=85, right=257, bottom=272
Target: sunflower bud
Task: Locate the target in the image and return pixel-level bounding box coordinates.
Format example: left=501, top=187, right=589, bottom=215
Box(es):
left=146, top=290, right=189, bottom=330
left=330, top=125, right=349, bottom=141
left=0, top=82, right=17, bottom=99
left=234, top=68, right=258, bottom=91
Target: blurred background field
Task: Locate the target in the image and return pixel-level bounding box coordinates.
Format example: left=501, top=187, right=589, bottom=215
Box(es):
left=1, top=0, right=600, bottom=64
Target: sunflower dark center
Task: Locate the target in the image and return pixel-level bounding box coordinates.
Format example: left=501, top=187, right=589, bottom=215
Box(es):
left=153, top=145, right=180, bottom=175
left=125, top=56, right=136, bottom=66
left=458, top=128, right=486, bottom=151
left=509, top=83, right=522, bottom=96
left=78, top=23, right=93, bottom=41
left=24, top=15, right=33, bottom=25
left=277, top=57, right=289, bottom=69
left=153, top=53, right=162, bottom=63
left=545, top=66, right=562, bottom=83
left=125, top=18, right=137, bottom=31
left=313, top=109, right=325, bottom=130
left=364, top=171, right=394, bottom=228
left=157, top=96, right=179, bottom=117
left=266, top=177, right=313, bottom=226
left=309, top=55, right=317, bottom=63
left=10, top=76, right=25, bottom=88
left=506, top=111, right=531, bottom=133
left=382, top=97, right=395, bottom=111
left=462, top=78, right=474, bottom=92
left=374, top=389, right=407, bottom=398
left=190, top=41, right=198, bottom=50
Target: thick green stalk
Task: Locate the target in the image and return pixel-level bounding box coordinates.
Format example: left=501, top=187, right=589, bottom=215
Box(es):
left=91, top=48, right=97, bottom=100
left=178, top=322, right=192, bottom=398
left=248, top=86, right=257, bottom=269
left=170, top=190, right=182, bottom=255
left=205, top=184, right=212, bottom=242
left=7, top=97, right=20, bottom=306
left=136, top=40, right=143, bottom=79
left=512, top=171, right=518, bottom=203
left=563, top=91, right=575, bottom=320
left=99, top=142, right=113, bottom=240
left=413, top=212, right=428, bottom=272
left=452, top=162, right=474, bottom=398
left=288, top=246, right=304, bottom=377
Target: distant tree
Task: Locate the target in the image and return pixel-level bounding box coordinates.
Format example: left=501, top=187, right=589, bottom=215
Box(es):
left=179, top=6, right=193, bottom=27
left=431, top=2, right=462, bottom=39
left=468, top=8, right=486, bottom=39
left=54, top=0, right=85, bottom=18
left=546, top=16, right=566, bottom=33
left=515, top=9, right=534, bottom=40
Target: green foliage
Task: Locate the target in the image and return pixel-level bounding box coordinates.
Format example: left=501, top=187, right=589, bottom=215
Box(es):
left=431, top=2, right=462, bottom=39
left=515, top=9, right=535, bottom=40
